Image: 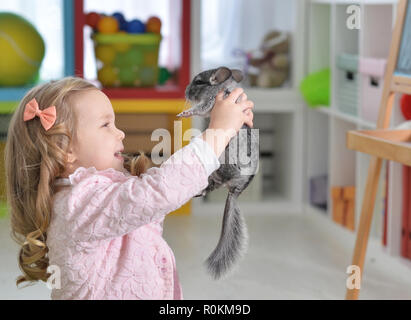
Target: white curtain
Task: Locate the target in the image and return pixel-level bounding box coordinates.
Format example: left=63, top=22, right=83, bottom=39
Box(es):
left=201, top=0, right=296, bottom=70
left=0, top=0, right=65, bottom=82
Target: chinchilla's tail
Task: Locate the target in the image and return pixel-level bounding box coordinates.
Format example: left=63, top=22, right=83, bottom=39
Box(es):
left=205, top=192, right=248, bottom=280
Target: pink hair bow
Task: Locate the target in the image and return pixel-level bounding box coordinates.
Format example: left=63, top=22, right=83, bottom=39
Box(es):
left=23, top=98, right=57, bottom=131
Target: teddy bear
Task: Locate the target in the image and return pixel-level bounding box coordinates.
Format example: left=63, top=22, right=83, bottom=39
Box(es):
left=247, top=30, right=291, bottom=88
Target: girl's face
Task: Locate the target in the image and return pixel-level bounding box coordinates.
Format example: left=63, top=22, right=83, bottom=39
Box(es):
left=64, top=89, right=126, bottom=176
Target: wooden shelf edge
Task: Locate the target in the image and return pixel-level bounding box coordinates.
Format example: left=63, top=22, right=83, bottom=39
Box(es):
left=111, top=99, right=187, bottom=113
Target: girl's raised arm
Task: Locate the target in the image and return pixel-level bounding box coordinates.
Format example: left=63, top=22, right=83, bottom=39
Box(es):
left=59, top=137, right=220, bottom=242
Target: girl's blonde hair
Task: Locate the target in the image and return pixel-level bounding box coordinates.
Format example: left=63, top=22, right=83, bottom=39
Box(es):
left=5, top=77, right=150, bottom=287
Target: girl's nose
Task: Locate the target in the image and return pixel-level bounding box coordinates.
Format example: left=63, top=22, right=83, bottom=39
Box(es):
left=117, top=128, right=125, bottom=140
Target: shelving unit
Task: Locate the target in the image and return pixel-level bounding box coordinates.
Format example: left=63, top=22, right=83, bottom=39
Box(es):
left=190, top=0, right=306, bottom=212
left=77, top=0, right=191, bottom=100
left=305, top=0, right=404, bottom=260
left=0, top=1, right=407, bottom=251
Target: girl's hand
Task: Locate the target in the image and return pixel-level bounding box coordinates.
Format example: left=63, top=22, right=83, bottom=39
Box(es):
left=201, top=88, right=255, bottom=157
left=208, top=88, right=255, bottom=136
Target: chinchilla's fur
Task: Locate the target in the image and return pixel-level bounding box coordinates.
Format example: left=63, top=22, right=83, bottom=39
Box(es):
left=177, top=67, right=259, bottom=280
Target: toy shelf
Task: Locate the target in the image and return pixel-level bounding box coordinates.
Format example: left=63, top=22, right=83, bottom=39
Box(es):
left=75, top=0, right=191, bottom=100
left=305, top=0, right=397, bottom=243
left=189, top=0, right=306, bottom=210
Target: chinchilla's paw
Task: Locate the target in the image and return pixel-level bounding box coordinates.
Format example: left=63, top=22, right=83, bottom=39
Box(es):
left=177, top=110, right=194, bottom=118
left=194, top=190, right=207, bottom=198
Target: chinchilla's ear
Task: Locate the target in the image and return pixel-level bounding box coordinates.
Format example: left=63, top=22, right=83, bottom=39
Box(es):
left=210, top=67, right=232, bottom=85
left=231, top=69, right=244, bottom=83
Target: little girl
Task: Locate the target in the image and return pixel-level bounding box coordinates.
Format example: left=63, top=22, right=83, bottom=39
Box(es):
left=5, top=77, right=254, bottom=300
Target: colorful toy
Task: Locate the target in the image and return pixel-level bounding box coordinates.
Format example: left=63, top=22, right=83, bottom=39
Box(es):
left=247, top=30, right=291, bottom=88
left=98, top=65, right=118, bottom=87
left=112, top=12, right=128, bottom=32
left=401, top=94, right=411, bottom=120
left=119, top=68, right=138, bottom=86
left=97, top=16, right=119, bottom=34
left=87, top=12, right=163, bottom=88
left=127, top=19, right=145, bottom=34
left=144, top=50, right=159, bottom=66
left=124, top=48, right=144, bottom=66
left=158, top=67, right=171, bottom=85
left=95, top=45, right=116, bottom=64
left=300, top=68, right=330, bottom=107
left=0, top=12, right=45, bottom=86
left=86, top=12, right=101, bottom=30
left=113, top=33, right=130, bottom=53
left=146, top=16, right=162, bottom=34
left=139, top=67, right=156, bottom=86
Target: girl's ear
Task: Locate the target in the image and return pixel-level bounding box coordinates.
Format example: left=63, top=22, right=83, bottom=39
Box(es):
left=210, top=67, right=232, bottom=85
left=66, top=146, right=77, bottom=164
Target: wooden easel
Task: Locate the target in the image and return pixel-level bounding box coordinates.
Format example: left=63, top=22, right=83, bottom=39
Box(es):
left=346, top=0, right=411, bottom=300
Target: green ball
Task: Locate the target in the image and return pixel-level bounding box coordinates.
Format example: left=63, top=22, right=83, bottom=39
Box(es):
left=113, top=53, right=127, bottom=68
left=98, top=65, right=118, bottom=87
left=158, top=67, right=171, bottom=85
left=300, top=68, right=330, bottom=107
left=118, top=68, right=138, bottom=86
left=95, top=45, right=116, bottom=64
left=0, top=12, right=45, bottom=86
left=124, top=48, right=144, bottom=66
left=139, top=67, right=157, bottom=86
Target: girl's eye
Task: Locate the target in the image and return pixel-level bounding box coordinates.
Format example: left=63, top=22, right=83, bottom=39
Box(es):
left=103, top=122, right=110, bottom=127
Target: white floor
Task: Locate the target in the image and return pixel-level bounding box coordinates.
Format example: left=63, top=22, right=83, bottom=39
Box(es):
left=2, top=203, right=411, bottom=300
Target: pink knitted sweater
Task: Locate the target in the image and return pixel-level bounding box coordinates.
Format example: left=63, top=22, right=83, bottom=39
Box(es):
left=47, top=138, right=220, bottom=300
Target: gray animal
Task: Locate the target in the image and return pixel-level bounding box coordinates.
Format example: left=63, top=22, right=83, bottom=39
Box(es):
left=177, top=67, right=259, bottom=279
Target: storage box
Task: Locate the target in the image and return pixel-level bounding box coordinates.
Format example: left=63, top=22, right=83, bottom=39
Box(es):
left=336, top=53, right=359, bottom=116
left=331, top=186, right=355, bottom=231
left=359, top=57, right=387, bottom=123
left=92, top=33, right=162, bottom=88
left=309, top=175, right=328, bottom=210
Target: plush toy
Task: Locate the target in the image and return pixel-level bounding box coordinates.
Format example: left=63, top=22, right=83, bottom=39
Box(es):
left=247, top=30, right=290, bottom=88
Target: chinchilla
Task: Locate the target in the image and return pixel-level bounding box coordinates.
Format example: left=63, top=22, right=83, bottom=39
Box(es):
left=177, top=67, right=259, bottom=280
